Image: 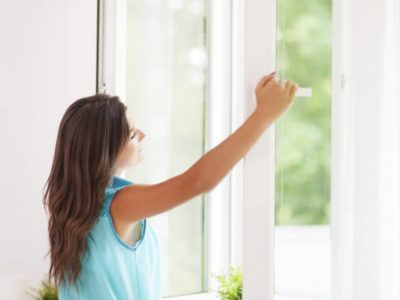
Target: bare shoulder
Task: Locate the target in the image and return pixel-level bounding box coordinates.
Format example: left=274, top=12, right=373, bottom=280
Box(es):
left=110, top=171, right=206, bottom=224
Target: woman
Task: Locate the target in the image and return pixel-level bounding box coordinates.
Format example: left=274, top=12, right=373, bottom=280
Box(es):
left=43, top=72, right=298, bottom=299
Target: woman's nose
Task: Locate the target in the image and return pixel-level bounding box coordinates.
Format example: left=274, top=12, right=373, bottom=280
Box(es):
left=137, top=129, right=145, bottom=141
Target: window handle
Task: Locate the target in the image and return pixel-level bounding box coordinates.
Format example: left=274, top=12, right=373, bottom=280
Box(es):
left=295, top=87, right=313, bottom=98
left=250, top=83, right=312, bottom=100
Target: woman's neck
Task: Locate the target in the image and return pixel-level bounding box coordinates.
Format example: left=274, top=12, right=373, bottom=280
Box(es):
left=114, top=168, right=124, bottom=177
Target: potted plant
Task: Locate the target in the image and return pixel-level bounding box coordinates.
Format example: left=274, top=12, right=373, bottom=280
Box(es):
left=25, top=275, right=58, bottom=300
left=213, top=266, right=242, bottom=300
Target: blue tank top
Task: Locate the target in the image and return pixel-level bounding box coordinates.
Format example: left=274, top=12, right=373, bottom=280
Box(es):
left=58, top=176, right=162, bottom=300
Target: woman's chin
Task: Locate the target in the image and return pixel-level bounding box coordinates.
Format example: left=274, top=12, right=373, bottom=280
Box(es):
left=136, top=153, right=144, bottom=162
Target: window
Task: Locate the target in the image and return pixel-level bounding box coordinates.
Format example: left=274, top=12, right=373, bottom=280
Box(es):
left=274, top=0, right=332, bottom=298
left=98, top=0, right=209, bottom=297
left=124, top=0, right=208, bottom=297
left=100, top=0, right=335, bottom=298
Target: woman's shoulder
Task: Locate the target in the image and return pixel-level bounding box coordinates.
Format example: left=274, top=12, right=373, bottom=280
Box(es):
left=105, top=176, right=134, bottom=194
left=110, top=175, right=134, bottom=189
left=101, top=176, right=135, bottom=217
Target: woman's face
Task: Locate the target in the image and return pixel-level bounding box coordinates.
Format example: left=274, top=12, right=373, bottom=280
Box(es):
left=114, top=117, right=145, bottom=172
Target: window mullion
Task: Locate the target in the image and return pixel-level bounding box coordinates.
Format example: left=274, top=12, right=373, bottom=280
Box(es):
left=242, top=0, right=277, bottom=299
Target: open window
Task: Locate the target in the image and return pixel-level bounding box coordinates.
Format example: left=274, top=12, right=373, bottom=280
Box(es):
left=98, top=0, right=335, bottom=298
left=274, top=0, right=332, bottom=298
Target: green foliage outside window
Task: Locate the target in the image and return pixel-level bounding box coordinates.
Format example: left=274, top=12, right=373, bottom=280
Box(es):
left=275, top=0, right=332, bottom=225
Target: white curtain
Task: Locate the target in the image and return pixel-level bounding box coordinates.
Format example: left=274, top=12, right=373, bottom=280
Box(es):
left=333, top=0, right=400, bottom=299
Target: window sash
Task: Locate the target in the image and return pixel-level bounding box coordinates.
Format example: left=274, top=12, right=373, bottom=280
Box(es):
left=98, top=0, right=233, bottom=297
left=240, top=0, right=277, bottom=298
left=97, top=0, right=343, bottom=298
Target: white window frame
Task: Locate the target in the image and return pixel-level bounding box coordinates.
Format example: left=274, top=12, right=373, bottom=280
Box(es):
left=98, top=0, right=341, bottom=299
left=240, top=0, right=277, bottom=299
left=331, top=0, right=348, bottom=297
left=236, top=0, right=338, bottom=298
left=98, top=0, right=233, bottom=299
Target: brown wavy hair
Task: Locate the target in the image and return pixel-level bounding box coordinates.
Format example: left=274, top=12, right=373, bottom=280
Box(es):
left=42, top=94, right=131, bottom=291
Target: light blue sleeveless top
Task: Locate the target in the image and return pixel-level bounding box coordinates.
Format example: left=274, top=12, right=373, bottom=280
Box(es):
left=58, top=176, right=162, bottom=300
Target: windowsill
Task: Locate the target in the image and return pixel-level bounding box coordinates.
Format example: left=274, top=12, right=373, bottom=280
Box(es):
left=274, top=295, right=330, bottom=300
left=163, top=292, right=219, bottom=300
left=164, top=292, right=330, bottom=300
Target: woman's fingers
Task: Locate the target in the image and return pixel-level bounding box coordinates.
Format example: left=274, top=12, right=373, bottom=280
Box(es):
left=284, top=80, right=298, bottom=98
left=255, top=72, right=276, bottom=91
left=256, top=73, right=298, bottom=99
left=285, top=80, right=293, bottom=89
left=289, top=82, right=299, bottom=97
left=278, top=78, right=286, bottom=88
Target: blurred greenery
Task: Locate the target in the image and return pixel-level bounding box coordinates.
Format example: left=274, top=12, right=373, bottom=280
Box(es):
left=213, top=266, right=242, bottom=300
left=25, top=277, right=58, bottom=300
left=275, top=0, right=332, bottom=225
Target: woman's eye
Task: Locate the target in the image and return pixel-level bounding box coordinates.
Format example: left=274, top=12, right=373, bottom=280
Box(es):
left=130, top=132, right=136, bottom=140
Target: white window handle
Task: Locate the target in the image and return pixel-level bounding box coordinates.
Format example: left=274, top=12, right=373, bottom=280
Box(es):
left=295, top=87, right=312, bottom=98
left=252, top=81, right=312, bottom=98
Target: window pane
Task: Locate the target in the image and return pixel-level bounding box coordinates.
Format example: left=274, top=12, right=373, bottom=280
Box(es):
left=125, top=0, right=207, bottom=297
left=274, top=0, right=332, bottom=298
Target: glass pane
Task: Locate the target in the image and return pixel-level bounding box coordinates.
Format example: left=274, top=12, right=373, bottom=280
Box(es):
left=125, top=0, right=207, bottom=297
left=274, top=0, right=332, bottom=298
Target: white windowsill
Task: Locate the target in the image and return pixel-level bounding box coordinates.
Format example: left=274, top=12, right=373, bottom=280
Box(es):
left=274, top=296, right=330, bottom=300
left=163, top=292, right=219, bottom=300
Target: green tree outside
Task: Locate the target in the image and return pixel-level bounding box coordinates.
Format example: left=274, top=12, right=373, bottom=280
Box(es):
left=275, top=0, right=332, bottom=225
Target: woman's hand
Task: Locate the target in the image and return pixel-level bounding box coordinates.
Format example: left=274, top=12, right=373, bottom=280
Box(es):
left=254, top=73, right=298, bottom=123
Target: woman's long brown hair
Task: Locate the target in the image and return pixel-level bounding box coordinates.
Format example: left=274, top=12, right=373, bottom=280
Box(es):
left=42, top=94, right=131, bottom=291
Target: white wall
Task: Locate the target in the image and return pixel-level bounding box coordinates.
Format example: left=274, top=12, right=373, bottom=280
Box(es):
left=0, top=1, right=97, bottom=298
